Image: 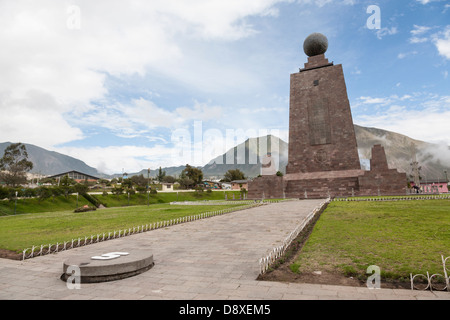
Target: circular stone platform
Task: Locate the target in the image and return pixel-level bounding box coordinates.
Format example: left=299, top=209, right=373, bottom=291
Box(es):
left=61, top=250, right=154, bottom=283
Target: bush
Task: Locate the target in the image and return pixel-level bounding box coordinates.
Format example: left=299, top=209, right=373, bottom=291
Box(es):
left=74, top=205, right=97, bottom=213
left=111, top=186, right=124, bottom=195
left=150, top=189, right=157, bottom=194
left=0, top=186, right=9, bottom=200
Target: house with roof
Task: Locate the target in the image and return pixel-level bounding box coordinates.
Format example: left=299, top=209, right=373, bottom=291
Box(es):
left=48, top=170, right=100, bottom=184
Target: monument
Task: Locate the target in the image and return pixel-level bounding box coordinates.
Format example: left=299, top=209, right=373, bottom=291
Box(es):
left=248, top=33, right=406, bottom=199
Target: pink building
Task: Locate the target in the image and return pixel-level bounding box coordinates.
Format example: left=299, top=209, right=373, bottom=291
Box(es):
left=410, top=181, right=449, bottom=194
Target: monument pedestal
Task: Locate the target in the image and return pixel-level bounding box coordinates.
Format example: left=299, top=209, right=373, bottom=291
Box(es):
left=247, top=175, right=284, bottom=199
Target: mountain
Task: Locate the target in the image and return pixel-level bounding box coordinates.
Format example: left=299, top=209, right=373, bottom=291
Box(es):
left=354, top=125, right=450, bottom=182
left=1, top=124, right=449, bottom=182
left=109, top=166, right=187, bottom=179
left=201, top=126, right=449, bottom=181
left=0, top=142, right=104, bottom=178
left=202, top=135, right=288, bottom=179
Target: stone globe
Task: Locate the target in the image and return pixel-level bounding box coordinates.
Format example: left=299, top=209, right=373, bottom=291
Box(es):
left=303, top=33, right=328, bottom=57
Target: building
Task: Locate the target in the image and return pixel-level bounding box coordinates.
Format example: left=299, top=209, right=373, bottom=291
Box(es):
left=49, top=170, right=100, bottom=184
left=231, top=180, right=248, bottom=190
left=202, top=181, right=222, bottom=189
left=410, top=181, right=449, bottom=194
left=161, top=183, right=174, bottom=192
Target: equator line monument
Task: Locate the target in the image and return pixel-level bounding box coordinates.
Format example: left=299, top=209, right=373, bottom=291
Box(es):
left=248, top=33, right=406, bottom=199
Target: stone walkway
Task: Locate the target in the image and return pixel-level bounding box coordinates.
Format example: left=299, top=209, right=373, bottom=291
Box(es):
left=0, top=200, right=448, bottom=301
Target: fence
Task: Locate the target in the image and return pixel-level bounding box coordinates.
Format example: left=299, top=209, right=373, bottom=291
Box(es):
left=170, top=199, right=296, bottom=206
left=410, top=255, right=449, bottom=292
left=259, top=198, right=331, bottom=275
left=333, top=195, right=450, bottom=202
left=21, top=202, right=264, bottom=260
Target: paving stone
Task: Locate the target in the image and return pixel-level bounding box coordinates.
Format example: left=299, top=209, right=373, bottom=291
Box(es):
left=0, top=200, right=447, bottom=301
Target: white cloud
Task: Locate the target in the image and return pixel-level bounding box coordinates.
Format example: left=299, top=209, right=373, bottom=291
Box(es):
left=409, top=37, right=429, bottom=43
left=376, top=27, right=398, bottom=40
left=55, top=145, right=178, bottom=175
left=0, top=91, right=84, bottom=148
left=354, top=94, right=450, bottom=145
left=0, top=0, right=284, bottom=147
left=411, top=25, right=432, bottom=35
left=71, top=98, right=225, bottom=143
left=433, top=26, right=450, bottom=60
left=398, top=51, right=418, bottom=59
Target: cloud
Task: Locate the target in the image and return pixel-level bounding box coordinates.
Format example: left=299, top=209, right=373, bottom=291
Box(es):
left=411, top=25, right=432, bottom=35
left=354, top=93, right=450, bottom=145
left=397, top=51, right=418, bottom=59
left=376, top=27, right=398, bottom=40
left=0, top=90, right=84, bottom=148
left=73, top=98, right=225, bottom=142
left=433, top=26, right=450, bottom=60
left=55, top=145, right=178, bottom=175
left=0, top=0, right=284, bottom=148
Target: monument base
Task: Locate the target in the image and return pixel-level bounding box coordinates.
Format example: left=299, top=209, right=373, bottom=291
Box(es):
left=284, top=170, right=364, bottom=199
left=247, top=175, right=284, bottom=199
left=248, top=145, right=407, bottom=199
left=61, top=250, right=154, bottom=283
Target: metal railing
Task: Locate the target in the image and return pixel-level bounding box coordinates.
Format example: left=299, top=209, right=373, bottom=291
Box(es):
left=259, top=198, right=331, bottom=275
left=21, top=202, right=264, bottom=260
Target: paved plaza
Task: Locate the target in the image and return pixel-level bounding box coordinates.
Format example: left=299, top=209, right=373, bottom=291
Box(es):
left=0, top=200, right=448, bottom=301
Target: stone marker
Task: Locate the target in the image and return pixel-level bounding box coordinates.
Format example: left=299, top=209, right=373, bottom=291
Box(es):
left=61, top=250, right=154, bottom=283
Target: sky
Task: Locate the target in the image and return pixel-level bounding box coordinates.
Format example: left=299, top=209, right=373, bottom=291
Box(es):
left=0, top=0, right=449, bottom=175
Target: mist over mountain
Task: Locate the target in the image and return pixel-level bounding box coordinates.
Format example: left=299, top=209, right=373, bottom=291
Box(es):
left=354, top=125, right=450, bottom=182
left=1, top=124, right=449, bottom=182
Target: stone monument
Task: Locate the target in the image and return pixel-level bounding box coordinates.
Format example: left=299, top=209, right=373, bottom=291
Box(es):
left=248, top=33, right=406, bottom=199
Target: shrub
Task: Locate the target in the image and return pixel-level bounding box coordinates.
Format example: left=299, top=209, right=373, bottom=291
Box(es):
left=74, top=205, right=97, bottom=213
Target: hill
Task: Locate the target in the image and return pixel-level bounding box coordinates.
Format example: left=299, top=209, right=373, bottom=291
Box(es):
left=1, top=125, right=449, bottom=182
left=0, top=142, right=103, bottom=178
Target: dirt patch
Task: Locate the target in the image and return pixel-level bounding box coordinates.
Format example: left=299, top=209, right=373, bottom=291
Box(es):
left=0, top=249, right=22, bottom=260
left=257, top=204, right=412, bottom=290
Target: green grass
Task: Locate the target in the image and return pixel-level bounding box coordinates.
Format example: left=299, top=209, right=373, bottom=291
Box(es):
left=0, top=195, right=92, bottom=215
left=290, top=200, right=450, bottom=282
left=0, top=190, right=243, bottom=216
left=97, top=190, right=242, bottom=207
left=0, top=203, right=246, bottom=253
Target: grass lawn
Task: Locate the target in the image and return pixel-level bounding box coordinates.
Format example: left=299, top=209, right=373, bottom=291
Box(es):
left=290, top=200, right=450, bottom=282
left=0, top=203, right=246, bottom=253
left=0, top=190, right=243, bottom=216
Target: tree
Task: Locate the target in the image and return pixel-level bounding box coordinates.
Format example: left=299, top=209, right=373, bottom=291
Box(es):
left=162, top=175, right=176, bottom=183
left=59, top=175, right=75, bottom=199
left=182, top=164, right=203, bottom=187
left=222, top=169, right=246, bottom=182
left=130, top=174, right=147, bottom=187
left=157, top=167, right=166, bottom=182
left=0, top=143, right=33, bottom=187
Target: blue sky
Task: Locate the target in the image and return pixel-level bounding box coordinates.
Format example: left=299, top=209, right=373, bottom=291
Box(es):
left=0, top=0, right=449, bottom=174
